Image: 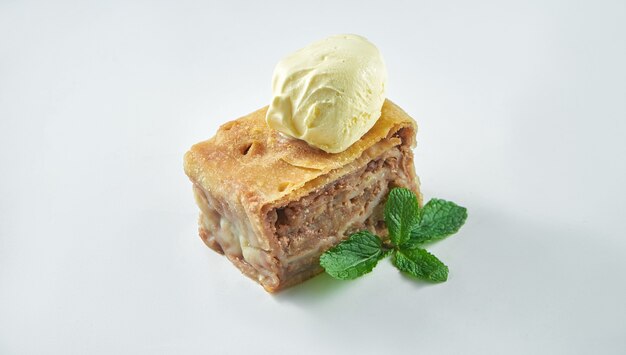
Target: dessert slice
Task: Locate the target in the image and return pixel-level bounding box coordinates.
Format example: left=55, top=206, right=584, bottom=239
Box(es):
left=184, top=100, right=421, bottom=292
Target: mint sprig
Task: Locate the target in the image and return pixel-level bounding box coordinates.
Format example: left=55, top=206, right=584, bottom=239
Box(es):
left=320, top=188, right=467, bottom=284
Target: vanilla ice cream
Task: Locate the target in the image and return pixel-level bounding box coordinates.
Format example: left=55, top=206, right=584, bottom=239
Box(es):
left=266, top=34, right=388, bottom=153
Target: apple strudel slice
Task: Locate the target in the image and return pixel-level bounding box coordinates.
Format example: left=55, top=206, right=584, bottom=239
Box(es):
left=183, top=99, right=421, bottom=292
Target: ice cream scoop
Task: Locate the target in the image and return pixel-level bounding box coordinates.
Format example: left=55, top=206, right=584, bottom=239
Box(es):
left=266, top=34, right=388, bottom=153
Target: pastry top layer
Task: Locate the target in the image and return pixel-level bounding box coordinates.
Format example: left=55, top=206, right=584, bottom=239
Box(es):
left=184, top=99, right=417, bottom=209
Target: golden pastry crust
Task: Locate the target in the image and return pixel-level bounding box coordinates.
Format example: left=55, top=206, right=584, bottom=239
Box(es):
left=183, top=99, right=417, bottom=207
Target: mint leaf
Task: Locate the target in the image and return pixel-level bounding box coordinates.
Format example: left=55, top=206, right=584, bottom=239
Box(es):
left=406, top=198, right=467, bottom=247
left=320, top=231, right=387, bottom=280
left=384, top=187, right=420, bottom=246
left=393, top=248, right=449, bottom=282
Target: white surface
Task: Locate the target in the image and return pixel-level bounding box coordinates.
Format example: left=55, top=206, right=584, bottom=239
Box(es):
left=1, top=0, right=625, bottom=354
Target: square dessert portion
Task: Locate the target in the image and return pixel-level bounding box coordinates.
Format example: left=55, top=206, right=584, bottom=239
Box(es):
left=184, top=99, right=421, bottom=292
